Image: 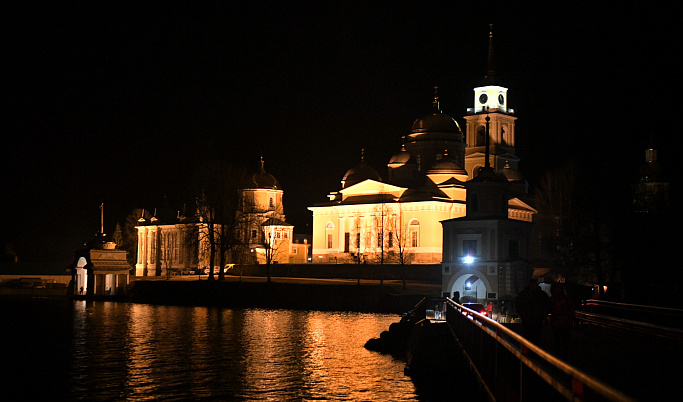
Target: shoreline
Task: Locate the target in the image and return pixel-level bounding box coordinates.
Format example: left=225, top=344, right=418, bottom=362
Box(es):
left=128, top=277, right=442, bottom=314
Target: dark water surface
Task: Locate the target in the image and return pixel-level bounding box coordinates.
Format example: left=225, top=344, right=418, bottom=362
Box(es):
left=2, top=297, right=421, bottom=401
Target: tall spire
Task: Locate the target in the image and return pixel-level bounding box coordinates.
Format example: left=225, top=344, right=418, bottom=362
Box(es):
left=100, top=202, right=105, bottom=235
left=432, top=85, right=441, bottom=112
left=481, top=24, right=496, bottom=86
left=484, top=110, right=491, bottom=168
left=260, top=154, right=265, bottom=173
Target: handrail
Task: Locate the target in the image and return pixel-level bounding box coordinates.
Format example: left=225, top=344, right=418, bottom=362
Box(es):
left=580, top=299, right=683, bottom=329
left=576, top=310, right=683, bottom=341
left=582, top=299, right=683, bottom=314
left=442, top=298, right=635, bottom=402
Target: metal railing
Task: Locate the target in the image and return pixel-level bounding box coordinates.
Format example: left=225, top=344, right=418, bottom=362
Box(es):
left=413, top=297, right=635, bottom=401
left=578, top=300, right=683, bottom=340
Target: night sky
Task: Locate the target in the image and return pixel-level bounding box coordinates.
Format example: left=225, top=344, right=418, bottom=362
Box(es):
left=2, top=3, right=674, bottom=269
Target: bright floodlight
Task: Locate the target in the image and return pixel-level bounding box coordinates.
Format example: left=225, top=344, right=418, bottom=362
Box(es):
left=463, top=255, right=475, bottom=264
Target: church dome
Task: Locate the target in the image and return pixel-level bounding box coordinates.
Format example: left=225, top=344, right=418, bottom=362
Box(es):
left=407, top=95, right=464, bottom=143
left=498, top=162, right=526, bottom=183
left=245, top=171, right=281, bottom=190
left=427, top=153, right=466, bottom=175
left=244, top=157, right=282, bottom=190
left=342, top=151, right=382, bottom=189
left=388, top=143, right=413, bottom=167
left=410, top=112, right=462, bottom=135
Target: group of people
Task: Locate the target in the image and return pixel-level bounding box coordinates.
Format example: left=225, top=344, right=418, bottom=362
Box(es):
left=515, top=279, right=574, bottom=358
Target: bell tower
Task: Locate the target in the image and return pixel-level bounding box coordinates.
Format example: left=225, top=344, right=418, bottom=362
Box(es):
left=464, top=25, right=519, bottom=179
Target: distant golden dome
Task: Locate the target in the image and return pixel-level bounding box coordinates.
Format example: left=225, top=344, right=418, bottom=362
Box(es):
left=341, top=150, right=382, bottom=189
left=244, top=157, right=282, bottom=190
left=407, top=97, right=464, bottom=143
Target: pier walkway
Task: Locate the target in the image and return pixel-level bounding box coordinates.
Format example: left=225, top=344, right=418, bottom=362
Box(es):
left=504, top=320, right=679, bottom=401
left=403, top=298, right=682, bottom=401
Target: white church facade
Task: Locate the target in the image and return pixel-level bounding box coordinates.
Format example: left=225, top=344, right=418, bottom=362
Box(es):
left=308, top=29, right=535, bottom=266
left=134, top=159, right=308, bottom=277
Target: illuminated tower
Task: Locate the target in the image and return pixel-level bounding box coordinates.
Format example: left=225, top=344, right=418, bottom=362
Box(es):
left=442, top=112, right=534, bottom=303
left=633, top=145, right=670, bottom=214
left=464, top=25, right=519, bottom=179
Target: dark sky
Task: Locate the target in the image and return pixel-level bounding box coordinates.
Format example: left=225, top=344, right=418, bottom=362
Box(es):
left=2, top=3, right=673, bottom=268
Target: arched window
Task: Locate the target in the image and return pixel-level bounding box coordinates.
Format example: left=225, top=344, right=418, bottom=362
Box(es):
left=476, top=126, right=486, bottom=146
left=325, top=222, right=335, bottom=249
left=409, top=219, right=420, bottom=247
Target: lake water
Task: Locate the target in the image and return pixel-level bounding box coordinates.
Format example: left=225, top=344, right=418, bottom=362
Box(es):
left=2, top=297, right=426, bottom=401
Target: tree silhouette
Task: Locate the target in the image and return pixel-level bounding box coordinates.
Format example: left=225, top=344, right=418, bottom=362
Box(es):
left=193, top=160, right=246, bottom=281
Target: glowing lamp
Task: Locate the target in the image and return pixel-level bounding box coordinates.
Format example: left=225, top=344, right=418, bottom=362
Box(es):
left=463, top=255, right=475, bottom=264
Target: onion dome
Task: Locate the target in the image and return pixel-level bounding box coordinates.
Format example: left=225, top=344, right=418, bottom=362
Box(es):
left=341, top=149, right=382, bottom=189
left=428, top=150, right=467, bottom=175
left=470, top=165, right=507, bottom=184
left=407, top=89, right=464, bottom=143
left=388, top=148, right=411, bottom=165
left=388, top=136, right=413, bottom=167
left=244, top=156, right=282, bottom=190
left=498, top=161, right=526, bottom=183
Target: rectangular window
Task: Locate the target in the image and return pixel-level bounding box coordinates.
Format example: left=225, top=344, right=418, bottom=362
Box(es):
left=327, top=233, right=333, bottom=249
left=344, top=233, right=350, bottom=253
left=377, top=232, right=383, bottom=248
left=411, top=231, right=418, bottom=247
left=388, top=231, right=393, bottom=248
left=463, top=239, right=477, bottom=256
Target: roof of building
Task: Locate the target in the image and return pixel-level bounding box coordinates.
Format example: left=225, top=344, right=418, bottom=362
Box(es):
left=244, top=157, right=282, bottom=190
left=341, top=150, right=382, bottom=189
left=261, top=217, right=293, bottom=227
left=427, top=152, right=467, bottom=175
left=498, top=162, right=526, bottom=183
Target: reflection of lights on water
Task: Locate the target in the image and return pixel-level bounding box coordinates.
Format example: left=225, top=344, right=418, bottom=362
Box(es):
left=70, top=305, right=417, bottom=400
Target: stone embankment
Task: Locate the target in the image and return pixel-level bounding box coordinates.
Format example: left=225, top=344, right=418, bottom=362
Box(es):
left=130, top=279, right=437, bottom=314
left=364, top=315, right=413, bottom=356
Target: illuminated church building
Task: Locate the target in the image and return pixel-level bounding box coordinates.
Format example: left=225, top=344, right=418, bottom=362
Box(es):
left=308, top=31, right=536, bottom=266
left=135, top=158, right=308, bottom=277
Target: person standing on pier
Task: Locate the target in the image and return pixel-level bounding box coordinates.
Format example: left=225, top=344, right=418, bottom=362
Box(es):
left=549, top=283, right=574, bottom=359
left=515, top=279, right=550, bottom=344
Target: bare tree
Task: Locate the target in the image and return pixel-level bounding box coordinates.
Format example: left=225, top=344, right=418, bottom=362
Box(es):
left=193, top=160, right=246, bottom=281
left=260, top=220, right=291, bottom=282
left=386, top=209, right=414, bottom=289
left=372, top=200, right=393, bottom=286
left=534, top=161, right=613, bottom=294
